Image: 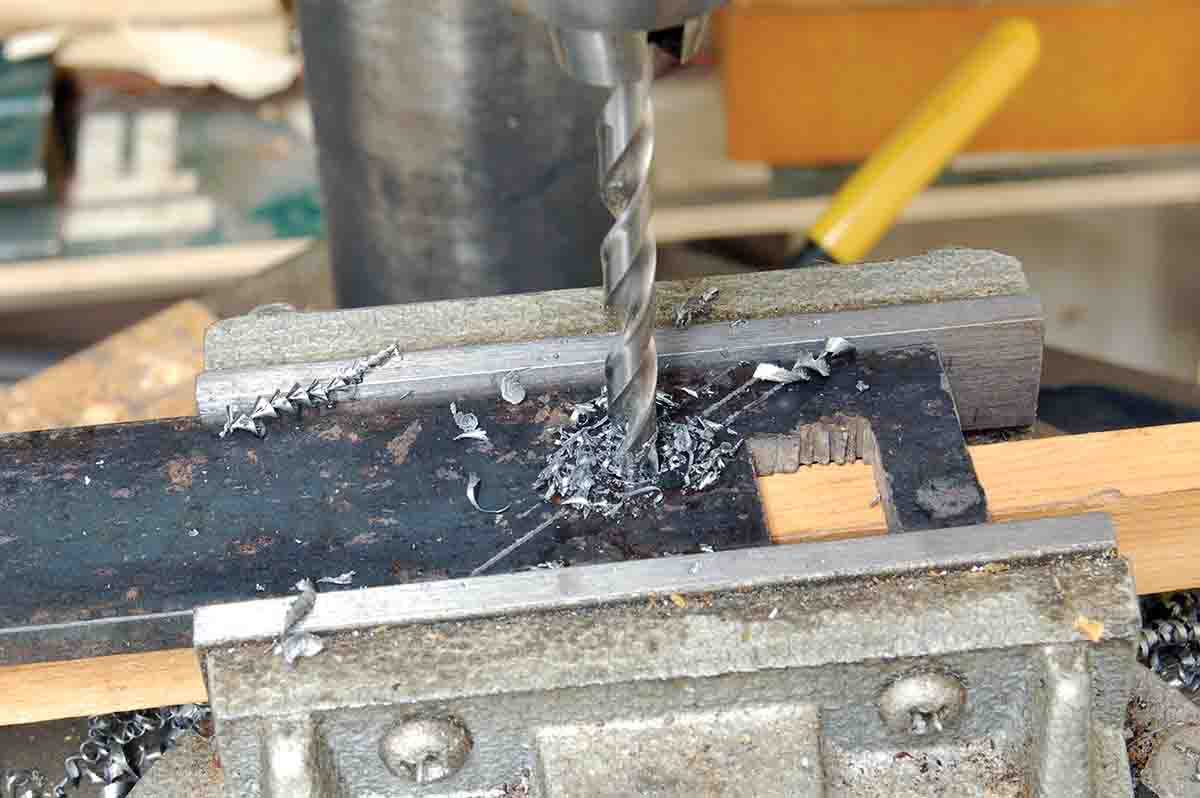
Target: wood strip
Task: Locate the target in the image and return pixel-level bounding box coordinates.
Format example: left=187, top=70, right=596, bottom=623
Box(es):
left=763, top=421, right=1200, bottom=594
left=653, top=168, right=1200, bottom=244
left=0, top=649, right=206, bottom=726
left=3, top=422, right=1198, bottom=725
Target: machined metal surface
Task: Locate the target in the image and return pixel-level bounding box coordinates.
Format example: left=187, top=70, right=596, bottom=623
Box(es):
left=294, top=0, right=610, bottom=306
left=201, top=249, right=1036, bottom=371
left=194, top=514, right=1114, bottom=645
left=198, top=294, right=1044, bottom=432
left=196, top=514, right=1138, bottom=798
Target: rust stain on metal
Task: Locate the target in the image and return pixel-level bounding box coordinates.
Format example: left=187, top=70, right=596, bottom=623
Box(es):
left=318, top=424, right=345, bottom=442
left=348, top=531, right=378, bottom=546
left=125, top=587, right=141, bottom=602
left=246, top=449, right=259, bottom=465
left=235, top=535, right=276, bottom=556
left=165, top=455, right=207, bottom=492
left=386, top=420, right=423, bottom=465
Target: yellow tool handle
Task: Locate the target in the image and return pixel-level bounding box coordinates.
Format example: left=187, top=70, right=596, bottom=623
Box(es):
left=808, top=18, right=1041, bottom=264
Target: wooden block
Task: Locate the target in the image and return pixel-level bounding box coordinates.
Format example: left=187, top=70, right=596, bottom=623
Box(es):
left=764, top=421, right=1200, bottom=595
left=721, top=0, right=1200, bottom=163
left=0, top=239, right=312, bottom=313
left=0, top=649, right=207, bottom=726
left=0, top=300, right=213, bottom=433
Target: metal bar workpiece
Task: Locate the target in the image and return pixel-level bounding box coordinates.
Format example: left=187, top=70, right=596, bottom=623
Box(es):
left=196, top=294, right=1043, bottom=432
left=195, top=513, right=1115, bottom=647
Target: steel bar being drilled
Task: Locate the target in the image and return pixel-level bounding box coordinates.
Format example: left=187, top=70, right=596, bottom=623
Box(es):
left=598, top=40, right=659, bottom=475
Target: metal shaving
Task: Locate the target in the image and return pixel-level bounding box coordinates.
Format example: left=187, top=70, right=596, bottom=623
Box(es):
left=752, top=337, right=856, bottom=386
left=7, top=704, right=211, bottom=798
left=282, top=578, right=316, bottom=636
left=1139, top=590, right=1200, bottom=693
left=795, top=351, right=831, bottom=377
left=317, top=570, right=355, bottom=586
left=730, top=319, right=748, bottom=329
left=674, top=287, right=720, bottom=328
left=753, top=363, right=810, bottom=384
left=277, top=578, right=322, bottom=665
left=455, top=429, right=489, bottom=441
left=276, top=632, right=324, bottom=665
left=220, top=342, right=402, bottom=439
left=856, top=380, right=870, bottom=393
left=533, top=391, right=743, bottom=517
left=824, top=336, right=855, bottom=358
left=450, top=402, right=479, bottom=432
left=467, top=472, right=511, bottom=514
left=500, top=370, right=527, bottom=405
left=471, top=509, right=568, bottom=576
left=475, top=336, right=856, bottom=574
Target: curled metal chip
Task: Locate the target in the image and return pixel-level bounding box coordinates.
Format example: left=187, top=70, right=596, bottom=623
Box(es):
left=278, top=632, right=324, bottom=665
left=450, top=402, right=479, bottom=432
left=500, top=371, right=527, bottom=405
left=455, top=429, right=489, bottom=442
left=282, top=578, right=316, bottom=636
left=794, top=352, right=831, bottom=377
left=674, top=286, right=721, bottom=328
left=752, top=363, right=809, bottom=384
left=317, top=571, right=356, bottom=586
left=467, top=472, right=511, bottom=514
left=823, top=336, right=855, bottom=358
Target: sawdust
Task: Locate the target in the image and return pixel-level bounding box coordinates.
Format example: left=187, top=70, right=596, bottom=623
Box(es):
left=386, top=420, right=423, bottom=465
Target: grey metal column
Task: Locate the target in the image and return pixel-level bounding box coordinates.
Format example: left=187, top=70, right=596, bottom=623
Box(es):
left=295, top=0, right=610, bottom=307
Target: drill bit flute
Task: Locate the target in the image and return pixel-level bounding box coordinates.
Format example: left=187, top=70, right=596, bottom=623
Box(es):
left=525, top=1, right=725, bottom=474
left=598, top=42, right=659, bottom=474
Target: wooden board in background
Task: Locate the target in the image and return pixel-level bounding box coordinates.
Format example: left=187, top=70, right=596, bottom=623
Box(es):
left=721, top=0, right=1200, bottom=163
left=0, top=300, right=213, bottom=433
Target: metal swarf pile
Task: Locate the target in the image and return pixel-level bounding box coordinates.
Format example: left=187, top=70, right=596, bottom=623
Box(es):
left=533, top=391, right=742, bottom=517
left=533, top=337, right=855, bottom=517
left=1139, top=590, right=1200, bottom=693
left=2, top=704, right=211, bottom=798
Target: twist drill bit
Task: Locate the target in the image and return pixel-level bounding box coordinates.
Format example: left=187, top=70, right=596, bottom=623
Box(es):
left=597, top=45, right=658, bottom=475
